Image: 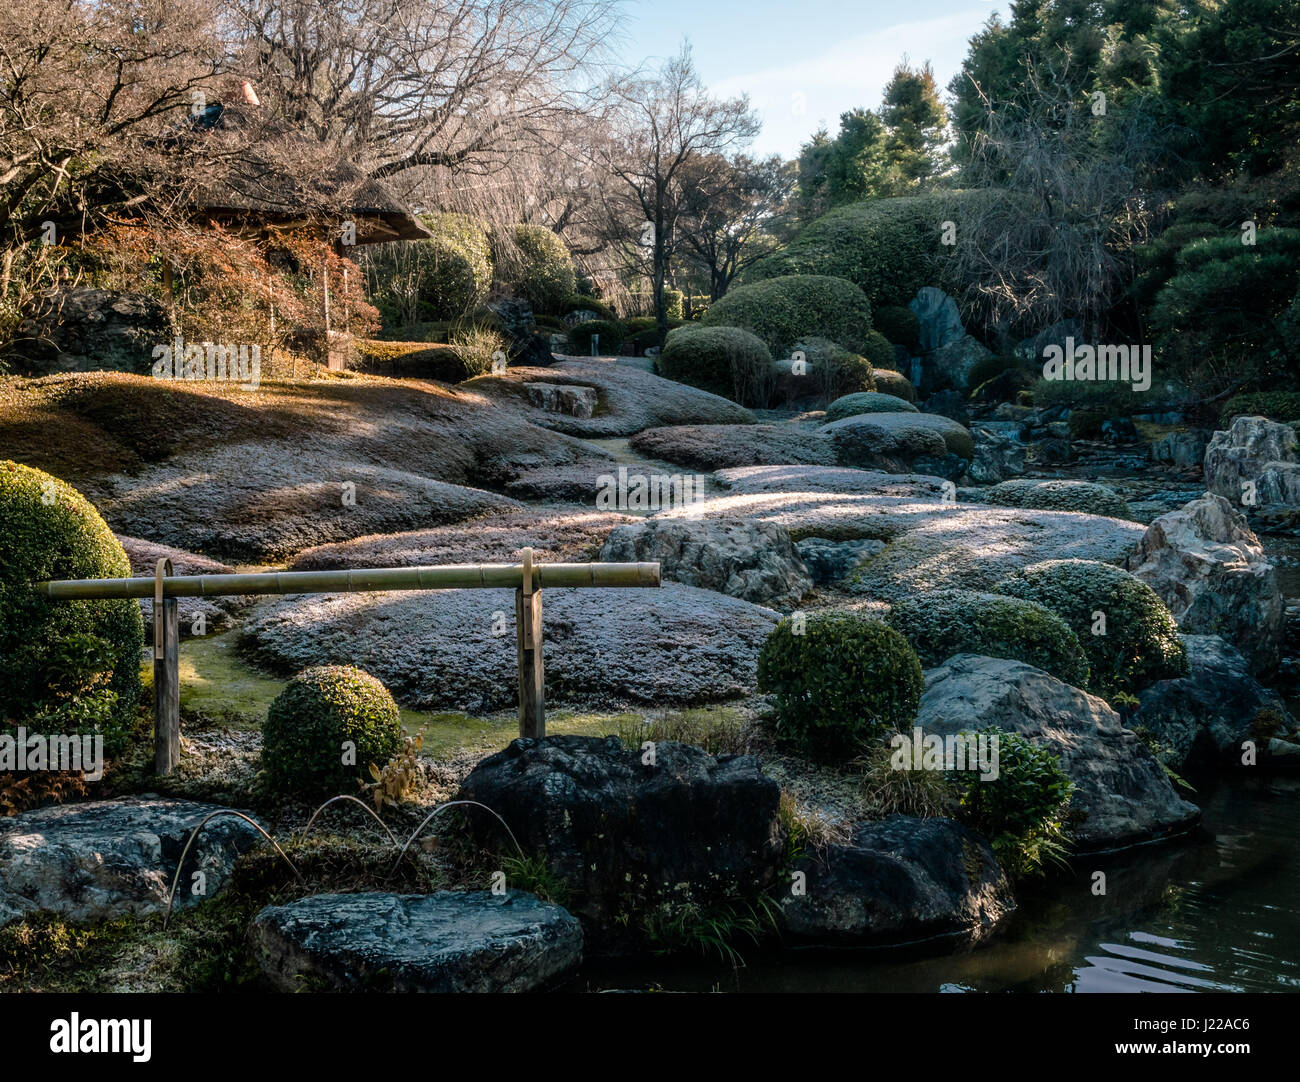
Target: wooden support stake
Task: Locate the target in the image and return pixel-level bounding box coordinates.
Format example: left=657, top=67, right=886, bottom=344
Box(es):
left=154, top=558, right=180, bottom=775
left=516, top=547, right=545, bottom=740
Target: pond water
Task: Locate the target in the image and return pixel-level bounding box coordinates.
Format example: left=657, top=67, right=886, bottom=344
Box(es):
left=576, top=775, right=1300, bottom=993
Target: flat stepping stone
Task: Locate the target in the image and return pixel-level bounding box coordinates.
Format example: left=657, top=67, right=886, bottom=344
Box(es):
left=253, top=891, right=583, bottom=992
left=0, top=797, right=262, bottom=927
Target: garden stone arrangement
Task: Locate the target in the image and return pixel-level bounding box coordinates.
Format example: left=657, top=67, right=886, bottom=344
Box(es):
left=2, top=0, right=1299, bottom=1010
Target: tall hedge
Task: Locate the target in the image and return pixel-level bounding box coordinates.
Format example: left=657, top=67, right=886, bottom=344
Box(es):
left=506, top=225, right=577, bottom=313
left=0, top=461, right=144, bottom=754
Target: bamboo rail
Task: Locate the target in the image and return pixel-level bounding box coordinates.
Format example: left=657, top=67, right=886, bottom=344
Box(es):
left=35, top=550, right=661, bottom=775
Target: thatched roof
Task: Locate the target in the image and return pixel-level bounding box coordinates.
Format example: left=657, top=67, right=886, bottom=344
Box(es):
left=185, top=104, right=431, bottom=245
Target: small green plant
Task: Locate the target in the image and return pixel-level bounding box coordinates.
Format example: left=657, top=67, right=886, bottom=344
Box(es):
left=616, top=708, right=746, bottom=756
left=949, top=727, right=1074, bottom=878
left=365, top=733, right=423, bottom=812
left=640, top=894, right=781, bottom=967
left=447, top=324, right=506, bottom=377
left=501, top=853, right=572, bottom=907
left=855, top=737, right=959, bottom=819
left=756, top=612, right=924, bottom=763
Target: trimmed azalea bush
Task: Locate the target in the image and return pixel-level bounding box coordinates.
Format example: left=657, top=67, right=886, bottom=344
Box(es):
left=984, top=479, right=1130, bottom=519
left=568, top=320, right=626, bottom=355
left=873, top=305, right=921, bottom=350
left=0, top=462, right=144, bottom=755
left=504, top=224, right=576, bottom=313
left=823, top=391, right=919, bottom=423
left=885, top=589, right=1090, bottom=688
left=995, top=559, right=1188, bottom=695
left=859, top=330, right=894, bottom=370
left=871, top=368, right=917, bottom=403
left=756, top=611, right=923, bottom=762
left=560, top=294, right=617, bottom=322
left=367, top=213, right=494, bottom=324
left=1220, top=392, right=1300, bottom=425
left=263, top=665, right=403, bottom=796
left=949, top=727, right=1074, bottom=877
left=702, top=274, right=874, bottom=357
left=745, top=192, right=986, bottom=306
left=659, top=324, right=773, bottom=404
left=793, top=337, right=876, bottom=397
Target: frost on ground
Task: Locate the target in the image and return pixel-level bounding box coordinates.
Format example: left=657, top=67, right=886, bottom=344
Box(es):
left=238, top=582, right=780, bottom=713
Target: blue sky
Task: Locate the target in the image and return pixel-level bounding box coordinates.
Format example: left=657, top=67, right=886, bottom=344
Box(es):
left=616, top=1, right=1006, bottom=158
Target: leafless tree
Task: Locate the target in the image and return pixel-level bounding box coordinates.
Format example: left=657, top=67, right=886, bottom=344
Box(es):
left=949, top=59, right=1168, bottom=341
left=590, top=46, right=759, bottom=341
left=675, top=153, right=795, bottom=301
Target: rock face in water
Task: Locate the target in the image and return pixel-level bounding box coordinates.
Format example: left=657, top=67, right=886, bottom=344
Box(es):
left=600, top=517, right=812, bottom=608
left=0, top=798, right=262, bottom=927
left=1124, top=493, right=1283, bottom=672
left=253, top=891, right=582, bottom=992
left=1137, top=635, right=1297, bottom=771
left=917, top=655, right=1200, bottom=849
left=1204, top=415, right=1300, bottom=509
left=963, top=426, right=1026, bottom=485
left=459, top=736, right=784, bottom=950
left=781, top=815, right=1012, bottom=946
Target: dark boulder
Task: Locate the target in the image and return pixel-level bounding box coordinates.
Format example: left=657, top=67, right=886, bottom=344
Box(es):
left=489, top=298, right=554, bottom=367
left=5, top=288, right=170, bottom=375
left=459, top=735, right=784, bottom=950
left=253, top=891, right=582, bottom=992
left=781, top=815, right=1012, bottom=946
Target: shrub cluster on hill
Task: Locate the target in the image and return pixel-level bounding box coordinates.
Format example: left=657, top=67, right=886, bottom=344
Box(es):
left=658, top=324, right=774, bottom=404
left=701, top=274, right=874, bottom=357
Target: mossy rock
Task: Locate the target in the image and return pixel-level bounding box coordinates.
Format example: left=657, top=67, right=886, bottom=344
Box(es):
left=823, top=392, right=920, bottom=423
left=984, top=479, right=1130, bottom=519
left=886, top=589, right=1090, bottom=688
left=263, top=665, right=403, bottom=797
left=0, top=461, right=144, bottom=753
left=995, top=559, right=1188, bottom=695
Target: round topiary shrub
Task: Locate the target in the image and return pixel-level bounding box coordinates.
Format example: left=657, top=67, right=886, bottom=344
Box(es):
left=994, top=559, right=1188, bottom=695
left=560, top=294, right=617, bottom=322
left=859, top=329, right=894, bottom=370
left=702, top=275, right=874, bottom=357
left=873, top=305, right=921, bottom=350
left=263, top=665, right=403, bottom=796
left=984, top=479, right=1130, bottom=519
left=871, top=367, right=917, bottom=403
left=659, top=324, right=773, bottom=403
left=823, top=391, right=919, bottom=423
left=756, top=611, right=923, bottom=762
left=505, top=225, right=576, bottom=313
left=885, top=589, right=1090, bottom=688
left=0, top=462, right=144, bottom=755
left=568, top=320, right=626, bottom=355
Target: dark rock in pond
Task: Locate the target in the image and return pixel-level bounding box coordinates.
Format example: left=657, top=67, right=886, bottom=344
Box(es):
left=796, top=537, right=885, bottom=585
left=459, top=735, right=784, bottom=951
left=1136, top=635, right=1296, bottom=772
left=253, top=891, right=582, bottom=992
left=1035, top=437, right=1073, bottom=464
left=781, top=816, right=1012, bottom=946
left=922, top=390, right=971, bottom=427
left=962, top=426, right=1026, bottom=485
left=1151, top=431, right=1210, bottom=470
left=1102, top=417, right=1139, bottom=443
left=917, top=654, right=1201, bottom=849
left=0, top=797, right=262, bottom=927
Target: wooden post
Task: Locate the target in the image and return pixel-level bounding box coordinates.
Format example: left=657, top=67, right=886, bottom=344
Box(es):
left=153, top=558, right=180, bottom=775
left=516, top=547, right=545, bottom=740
